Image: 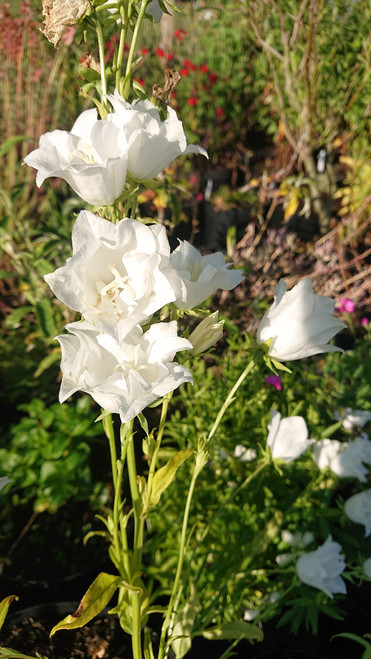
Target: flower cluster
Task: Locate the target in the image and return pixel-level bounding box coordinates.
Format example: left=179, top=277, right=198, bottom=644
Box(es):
left=24, top=90, right=207, bottom=206
left=45, top=211, right=243, bottom=422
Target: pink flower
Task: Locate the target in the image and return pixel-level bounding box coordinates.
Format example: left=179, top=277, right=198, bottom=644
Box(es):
left=361, top=318, right=369, bottom=326
left=265, top=375, right=283, bottom=391
left=337, top=297, right=355, bottom=313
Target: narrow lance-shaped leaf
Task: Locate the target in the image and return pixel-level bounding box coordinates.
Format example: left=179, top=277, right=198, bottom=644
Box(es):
left=50, top=572, right=121, bottom=636
left=0, top=595, right=18, bottom=630
left=201, top=620, right=263, bottom=642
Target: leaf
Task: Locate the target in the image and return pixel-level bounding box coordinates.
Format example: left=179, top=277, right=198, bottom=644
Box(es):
left=0, top=650, right=48, bottom=659
left=4, top=306, right=33, bottom=329
left=0, top=595, right=18, bottom=630
left=33, top=347, right=61, bottom=378
left=171, top=582, right=199, bottom=658
left=0, top=135, right=32, bottom=158
left=201, top=621, right=263, bottom=642
left=332, top=633, right=371, bottom=658
left=284, top=189, right=300, bottom=220
left=35, top=298, right=56, bottom=339
left=149, top=449, right=194, bottom=507
left=50, top=572, right=121, bottom=635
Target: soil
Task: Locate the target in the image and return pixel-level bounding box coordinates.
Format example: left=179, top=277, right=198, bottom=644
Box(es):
left=1, top=602, right=130, bottom=658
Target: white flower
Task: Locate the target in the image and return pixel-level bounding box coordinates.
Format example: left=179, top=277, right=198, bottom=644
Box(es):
left=256, top=279, right=346, bottom=361
left=44, top=211, right=180, bottom=339
left=281, top=529, right=314, bottom=548
left=312, top=436, right=371, bottom=482
left=334, top=407, right=371, bottom=432
left=363, top=558, right=371, bottom=578
left=189, top=312, right=224, bottom=355
left=56, top=320, right=192, bottom=423
left=0, top=477, right=10, bottom=492
left=344, top=490, right=371, bottom=537
left=24, top=109, right=129, bottom=206
left=234, top=445, right=257, bottom=462
left=170, top=240, right=243, bottom=310
left=296, top=536, right=346, bottom=598
left=266, top=409, right=315, bottom=463
left=108, top=91, right=208, bottom=180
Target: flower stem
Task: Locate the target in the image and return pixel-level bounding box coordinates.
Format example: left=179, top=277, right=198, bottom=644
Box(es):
left=95, top=21, right=108, bottom=104
left=207, top=359, right=256, bottom=443
left=122, top=0, right=149, bottom=98
left=146, top=393, right=173, bottom=501
left=116, top=4, right=127, bottom=90
left=158, top=460, right=199, bottom=659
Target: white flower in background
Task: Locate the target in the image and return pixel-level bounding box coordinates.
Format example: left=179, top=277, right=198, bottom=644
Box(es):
left=266, top=409, right=315, bottom=463
left=108, top=91, right=208, bottom=180
left=56, top=320, right=192, bottom=423
left=24, top=109, right=129, bottom=206
left=363, top=558, right=371, bottom=578
left=234, top=445, right=257, bottom=462
left=281, top=529, right=314, bottom=548
left=334, top=407, right=371, bottom=432
left=344, top=490, right=371, bottom=537
left=243, top=592, right=280, bottom=622
left=312, top=436, right=371, bottom=482
left=0, top=477, right=10, bottom=492
left=296, top=536, right=346, bottom=598
left=170, top=240, right=243, bottom=310
left=189, top=312, right=224, bottom=355
left=44, top=211, right=180, bottom=339
left=256, top=279, right=346, bottom=361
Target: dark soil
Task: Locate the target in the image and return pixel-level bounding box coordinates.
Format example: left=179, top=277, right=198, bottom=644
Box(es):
left=1, top=602, right=130, bottom=658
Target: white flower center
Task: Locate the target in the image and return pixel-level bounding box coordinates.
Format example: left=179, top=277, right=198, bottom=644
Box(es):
left=69, top=142, right=100, bottom=165
left=99, top=265, right=135, bottom=301
left=190, top=260, right=202, bottom=282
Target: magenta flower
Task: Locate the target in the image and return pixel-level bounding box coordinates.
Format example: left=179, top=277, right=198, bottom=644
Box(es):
left=265, top=375, right=283, bottom=391
left=361, top=318, right=369, bottom=326
left=337, top=297, right=356, bottom=313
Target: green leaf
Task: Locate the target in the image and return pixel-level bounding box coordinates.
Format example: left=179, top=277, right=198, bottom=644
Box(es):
left=0, top=135, right=32, bottom=158
left=33, top=347, right=61, bottom=378
left=201, top=620, right=263, bottom=642
left=4, top=306, right=33, bottom=329
left=35, top=298, right=56, bottom=339
left=0, top=650, right=48, bottom=659
left=332, top=633, right=371, bottom=658
left=0, top=595, right=18, bottom=630
left=149, top=449, right=194, bottom=507
left=50, top=572, right=120, bottom=635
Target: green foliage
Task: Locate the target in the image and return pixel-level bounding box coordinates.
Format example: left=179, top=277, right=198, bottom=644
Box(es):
left=0, top=397, right=107, bottom=512
left=146, top=330, right=371, bottom=637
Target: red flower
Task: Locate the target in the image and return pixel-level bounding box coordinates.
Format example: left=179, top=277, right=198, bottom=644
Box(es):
left=174, top=28, right=187, bottom=41
left=156, top=47, right=165, bottom=57
left=134, top=78, right=145, bottom=87
left=188, top=96, right=198, bottom=106
left=183, top=58, right=196, bottom=71
left=180, top=67, right=189, bottom=77
left=216, top=107, right=223, bottom=116
left=141, top=47, right=149, bottom=56
left=200, top=63, right=209, bottom=73
left=209, top=73, right=218, bottom=84
left=166, top=51, right=174, bottom=61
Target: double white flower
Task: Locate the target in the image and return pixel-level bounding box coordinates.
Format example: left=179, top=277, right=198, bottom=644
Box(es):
left=45, top=211, right=242, bottom=419
left=312, top=435, right=371, bottom=482
left=24, top=93, right=207, bottom=206
left=266, top=409, right=314, bottom=463
left=57, top=320, right=193, bottom=423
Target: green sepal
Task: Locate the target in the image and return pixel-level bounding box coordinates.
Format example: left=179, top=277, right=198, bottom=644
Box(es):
left=50, top=572, right=121, bottom=636
left=0, top=595, right=18, bottom=630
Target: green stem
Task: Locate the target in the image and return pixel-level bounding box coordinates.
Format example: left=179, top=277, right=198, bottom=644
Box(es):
left=116, top=4, right=127, bottom=90
left=146, top=393, right=173, bottom=500
left=96, top=21, right=108, bottom=104
left=123, top=0, right=149, bottom=98
left=126, top=422, right=144, bottom=659
left=207, top=359, right=256, bottom=443
left=158, top=463, right=199, bottom=659
left=103, top=414, right=117, bottom=491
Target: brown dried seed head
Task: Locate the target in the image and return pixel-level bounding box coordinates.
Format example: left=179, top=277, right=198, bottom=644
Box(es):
left=42, top=0, right=90, bottom=47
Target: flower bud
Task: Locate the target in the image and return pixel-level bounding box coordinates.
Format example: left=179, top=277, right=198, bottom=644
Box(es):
left=189, top=312, right=224, bottom=356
